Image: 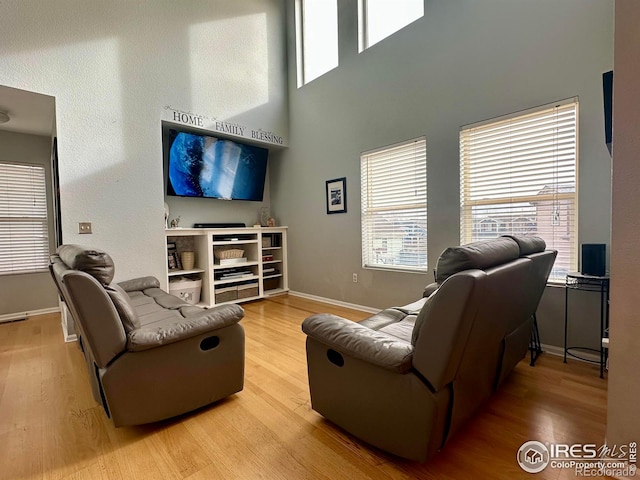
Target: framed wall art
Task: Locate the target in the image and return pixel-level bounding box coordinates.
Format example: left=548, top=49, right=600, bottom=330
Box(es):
left=326, top=177, right=347, bottom=214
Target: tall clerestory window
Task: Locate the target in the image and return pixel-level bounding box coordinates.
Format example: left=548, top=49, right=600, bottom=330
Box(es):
left=359, top=0, right=424, bottom=51
left=296, top=0, right=339, bottom=86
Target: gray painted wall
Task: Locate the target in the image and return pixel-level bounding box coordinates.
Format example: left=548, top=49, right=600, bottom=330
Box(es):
left=0, top=130, right=58, bottom=315
left=273, top=0, right=613, bottom=350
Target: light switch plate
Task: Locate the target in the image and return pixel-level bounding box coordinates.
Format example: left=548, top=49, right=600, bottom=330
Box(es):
left=78, top=222, right=92, bottom=234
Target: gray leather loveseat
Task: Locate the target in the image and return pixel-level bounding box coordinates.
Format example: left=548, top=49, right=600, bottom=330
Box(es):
left=302, top=235, right=556, bottom=462
left=49, top=244, right=245, bottom=427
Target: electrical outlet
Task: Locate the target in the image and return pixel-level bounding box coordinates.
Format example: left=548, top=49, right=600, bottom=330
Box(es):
left=78, top=222, right=92, bottom=234
left=352, top=273, right=358, bottom=283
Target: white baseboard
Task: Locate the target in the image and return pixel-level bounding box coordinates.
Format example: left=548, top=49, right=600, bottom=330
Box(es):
left=0, top=306, right=60, bottom=324
left=288, top=291, right=379, bottom=314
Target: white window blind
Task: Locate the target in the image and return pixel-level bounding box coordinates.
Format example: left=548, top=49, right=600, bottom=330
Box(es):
left=296, top=0, right=339, bottom=86
left=0, top=162, right=49, bottom=275
left=460, top=99, right=578, bottom=281
left=361, top=137, right=427, bottom=272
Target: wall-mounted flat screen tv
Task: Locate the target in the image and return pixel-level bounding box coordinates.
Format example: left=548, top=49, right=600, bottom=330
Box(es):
left=166, top=128, right=269, bottom=201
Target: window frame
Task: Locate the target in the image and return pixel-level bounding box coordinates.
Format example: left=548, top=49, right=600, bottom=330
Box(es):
left=295, top=0, right=339, bottom=87
left=361, top=136, right=428, bottom=273
left=0, top=161, right=50, bottom=276
left=358, top=0, right=425, bottom=52
left=459, top=98, right=579, bottom=283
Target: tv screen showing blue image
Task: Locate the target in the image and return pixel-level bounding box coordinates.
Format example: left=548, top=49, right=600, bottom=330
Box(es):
left=166, top=129, right=268, bottom=201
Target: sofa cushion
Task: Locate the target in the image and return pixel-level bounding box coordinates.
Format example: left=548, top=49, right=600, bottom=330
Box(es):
left=57, top=244, right=115, bottom=286
left=128, top=304, right=245, bottom=351
left=411, top=293, right=436, bottom=345
left=143, top=287, right=190, bottom=309
left=501, top=235, right=546, bottom=256
left=105, top=283, right=141, bottom=332
left=394, top=297, right=428, bottom=315
left=136, top=308, right=183, bottom=327
left=379, top=314, right=417, bottom=343
left=180, top=305, right=208, bottom=317
left=118, top=276, right=160, bottom=292
left=359, top=308, right=407, bottom=331
left=435, top=237, right=519, bottom=283
left=126, top=291, right=157, bottom=307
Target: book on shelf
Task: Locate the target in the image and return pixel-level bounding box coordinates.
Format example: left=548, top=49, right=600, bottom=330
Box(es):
left=167, top=243, right=182, bottom=270
left=215, top=267, right=254, bottom=281
left=262, top=254, right=274, bottom=262
left=218, top=274, right=254, bottom=282
left=221, top=270, right=252, bottom=277
left=262, top=267, right=277, bottom=274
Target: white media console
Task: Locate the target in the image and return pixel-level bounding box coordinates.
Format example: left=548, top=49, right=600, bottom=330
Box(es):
left=165, top=226, right=288, bottom=307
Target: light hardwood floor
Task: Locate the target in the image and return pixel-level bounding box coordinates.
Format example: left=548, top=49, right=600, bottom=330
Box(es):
left=0, top=294, right=608, bottom=479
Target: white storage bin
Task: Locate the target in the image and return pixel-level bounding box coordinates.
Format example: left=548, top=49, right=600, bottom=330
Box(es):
left=169, top=277, right=202, bottom=305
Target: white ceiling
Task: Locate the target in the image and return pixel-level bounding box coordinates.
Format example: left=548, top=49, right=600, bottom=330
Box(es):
left=0, top=85, right=55, bottom=137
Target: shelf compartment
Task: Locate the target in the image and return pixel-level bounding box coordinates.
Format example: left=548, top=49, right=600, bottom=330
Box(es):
left=263, top=276, right=282, bottom=291
left=168, top=268, right=205, bottom=277
left=213, top=261, right=260, bottom=270
left=212, top=240, right=258, bottom=247
left=213, top=275, right=260, bottom=286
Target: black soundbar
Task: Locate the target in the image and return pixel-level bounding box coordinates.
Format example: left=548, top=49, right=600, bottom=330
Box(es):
left=193, top=222, right=246, bottom=228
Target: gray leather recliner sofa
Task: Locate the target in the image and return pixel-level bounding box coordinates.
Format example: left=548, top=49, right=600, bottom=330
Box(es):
left=302, top=235, right=556, bottom=462
left=49, top=244, right=245, bottom=427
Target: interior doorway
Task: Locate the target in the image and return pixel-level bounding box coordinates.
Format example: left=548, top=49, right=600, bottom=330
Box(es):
left=0, top=84, right=60, bottom=319
left=0, top=84, right=59, bottom=249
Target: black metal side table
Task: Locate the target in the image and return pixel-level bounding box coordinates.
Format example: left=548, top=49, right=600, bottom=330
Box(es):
left=563, top=272, right=609, bottom=378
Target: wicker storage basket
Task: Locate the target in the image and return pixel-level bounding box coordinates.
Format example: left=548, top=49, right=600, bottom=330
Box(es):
left=215, top=286, right=238, bottom=303
left=214, top=248, right=244, bottom=260
left=237, top=283, right=259, bottom=299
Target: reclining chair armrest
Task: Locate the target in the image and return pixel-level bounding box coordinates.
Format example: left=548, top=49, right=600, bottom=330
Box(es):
left=302, top=314, right=414, bottom=373
left=423, top=282, right=439, bottom=298
left=118, top=276, right=160, bottom=292
left=127, top=304, right=244, bottom=351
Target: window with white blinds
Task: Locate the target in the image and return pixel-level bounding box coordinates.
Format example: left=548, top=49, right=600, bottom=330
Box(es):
left=460, top=99, right=578, bottom=281
left=0, top=162, right=49, bottom=275
left=361, top=137, right=427, bottom=272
